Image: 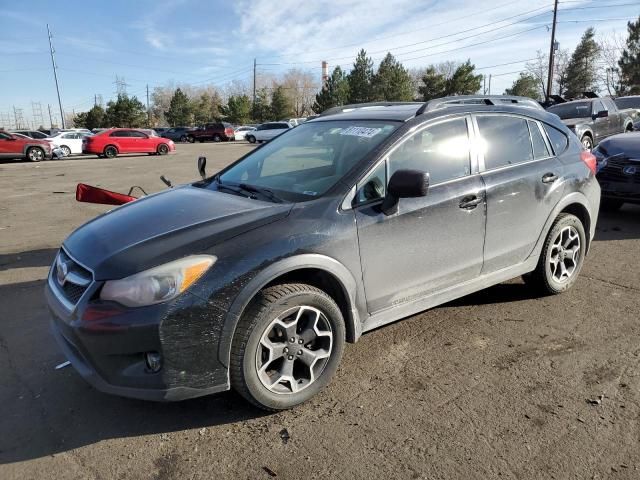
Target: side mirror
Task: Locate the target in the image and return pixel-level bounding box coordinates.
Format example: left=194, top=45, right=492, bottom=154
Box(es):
left=381, top=169, right=429, bottom=216
left=594, top=110, right=609, bottom=119
left=197, top=156, right=207, bottom=180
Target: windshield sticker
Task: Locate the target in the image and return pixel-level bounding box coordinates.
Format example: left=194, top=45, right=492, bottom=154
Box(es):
left=340, top=126, right=382, bottom=138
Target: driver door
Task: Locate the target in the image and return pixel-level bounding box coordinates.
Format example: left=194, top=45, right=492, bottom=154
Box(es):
left=354, top=116, right=486, bottom=314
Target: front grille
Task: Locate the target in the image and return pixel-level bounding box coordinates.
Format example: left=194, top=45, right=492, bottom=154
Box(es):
left=597, top=158, right=640, bottom=184
left=53, top=249, right=93, bottom=306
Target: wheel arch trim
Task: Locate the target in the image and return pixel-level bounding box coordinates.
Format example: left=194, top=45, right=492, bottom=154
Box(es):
left=217, top=253, right=362, bottom=371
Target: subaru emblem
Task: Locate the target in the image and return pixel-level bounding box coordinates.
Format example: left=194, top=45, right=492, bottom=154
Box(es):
left=623, top=166, right=637, bottom=175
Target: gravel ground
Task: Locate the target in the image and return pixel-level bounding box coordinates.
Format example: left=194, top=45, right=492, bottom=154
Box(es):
left=1, top=142, right=639, bottom=480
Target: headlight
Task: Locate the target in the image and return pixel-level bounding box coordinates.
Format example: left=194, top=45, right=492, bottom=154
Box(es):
left=100, top=255, right=216, bottom=307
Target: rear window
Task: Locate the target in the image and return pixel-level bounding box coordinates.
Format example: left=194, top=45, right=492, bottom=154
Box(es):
left=543, top=124, right=568, bottom=155
left=614, top=97, right=640, bottom=109
left=476, top=115, right=533, bottom=169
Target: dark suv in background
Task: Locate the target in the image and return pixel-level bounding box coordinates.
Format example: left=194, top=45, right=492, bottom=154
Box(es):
left=46, top=100, right=600, bottom=411
left=161, top=127, right=194, bottom=143
left=187, top=122, right=235, bottom=143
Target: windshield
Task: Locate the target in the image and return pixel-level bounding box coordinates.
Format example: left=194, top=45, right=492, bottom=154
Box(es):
left=548, top=101, right=593, bottom=119
left=215, top=120, right=399, bottom=202
left=614, top=97, right=640, bottom=109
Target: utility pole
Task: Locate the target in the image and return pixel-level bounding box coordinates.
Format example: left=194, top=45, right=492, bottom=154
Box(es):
left=94, top=94, right=97, bottom=106
left=253, top=58, right=257, bottom=119
left=146, top=84, right=150, bottom=126
left=483, top=75, right=486, bottom=95
left=545, top=0, right=559, bottom=103
left=48, top=104, right=53, bottom=128
left=488, top=74, right=492, bottom=95
left=47, top=24, right=65, bottom=128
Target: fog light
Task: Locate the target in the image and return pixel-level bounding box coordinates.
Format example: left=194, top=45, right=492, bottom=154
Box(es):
left=145, top=351, right=162, bottom=373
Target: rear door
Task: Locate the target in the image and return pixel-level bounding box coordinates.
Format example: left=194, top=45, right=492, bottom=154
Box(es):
left=354, top=115, right=486, bottom=313
left=475, top=114, right=564, bottom=273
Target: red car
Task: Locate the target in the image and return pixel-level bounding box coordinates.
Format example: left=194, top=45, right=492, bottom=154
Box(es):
left=83, top=128, right=176, bottom=158
left=0, top=130, right=53, bottom=161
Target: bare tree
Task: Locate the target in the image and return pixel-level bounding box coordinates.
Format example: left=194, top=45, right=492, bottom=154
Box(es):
left=525, top=51, right=548, bottom=100
left=598, top=31, right=626, bottom=95
left=554, top=49, right=571, bottom=97
left=280, top=69, right=319, bottom=117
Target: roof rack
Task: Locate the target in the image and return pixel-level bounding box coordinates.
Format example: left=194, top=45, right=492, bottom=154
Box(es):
left=320, top=102, right=423, bottom=116
left=417, top=95, right=542, bottom=115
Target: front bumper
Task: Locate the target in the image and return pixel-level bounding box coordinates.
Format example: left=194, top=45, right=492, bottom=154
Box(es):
left=45, top=258, right=230, bottom=401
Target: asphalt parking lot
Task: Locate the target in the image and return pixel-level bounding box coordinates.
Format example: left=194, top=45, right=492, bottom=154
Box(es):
left=1, top=142, right=639, bottom=480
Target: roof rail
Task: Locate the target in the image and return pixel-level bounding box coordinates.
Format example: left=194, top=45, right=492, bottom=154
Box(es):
left=320, top=102, right=422, bottom=116
left=417, top=95, right=541, bottom=115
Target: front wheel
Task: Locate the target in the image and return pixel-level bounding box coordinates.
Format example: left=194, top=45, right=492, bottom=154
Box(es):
left=157, top=143, right=169, bottom=155
left=230, top=283, right=345, bottom=411
left=246, top=135, right=256, bottom=144
left=26, top=147, right=44, bottom=162
left=60, top=145, right=71, bottom=157
left=180, top=135, right=188, bottom=142
left=523, top=213, right=586, bottom=295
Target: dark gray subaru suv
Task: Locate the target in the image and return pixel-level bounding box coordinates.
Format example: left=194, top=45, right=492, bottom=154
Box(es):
left=46, top=100, right=600, bottom=410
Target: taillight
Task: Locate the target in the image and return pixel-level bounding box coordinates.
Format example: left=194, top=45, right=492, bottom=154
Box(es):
left=225, top=128, right=234, bottom=136
left=581, top=150, right=597, bottom=174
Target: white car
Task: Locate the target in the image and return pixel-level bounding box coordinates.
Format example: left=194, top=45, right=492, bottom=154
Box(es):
left=45, top=131, right=90, bottom=156
left=234, top=126, right=256, bottom=141
left=246, top=122, right=292, bottom=143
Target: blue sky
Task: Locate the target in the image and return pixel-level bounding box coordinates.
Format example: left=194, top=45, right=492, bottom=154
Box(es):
left=0, top=0, right=637, bottom=127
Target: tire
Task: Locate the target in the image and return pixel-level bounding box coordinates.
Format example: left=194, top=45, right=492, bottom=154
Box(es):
left=581, top=135, right=593, bottom=151
left=60, top=145, right=71, bottom=157
left=187, top=136, right=196, bottom=143
left=523, top=213, right=586, bottom=295
left=213, top=134, right=222, bottom=142
left=180, top=135, right=188, bottom=142
left=26, top=147, right=44, bottom=162
left=157, top=143, right=169, bottom=155
left=103, top=145, right=118, bottom=158
left=230, top=283, right=345, bottom=411
left=601, top=198, right=624, bottom=211
left=247, top=135, right=256, bottom=144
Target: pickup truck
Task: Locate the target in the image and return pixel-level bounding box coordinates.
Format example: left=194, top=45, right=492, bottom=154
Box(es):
left=186, top=122, right=235, bottom=143
left=546, top=96, right=634, bottom=150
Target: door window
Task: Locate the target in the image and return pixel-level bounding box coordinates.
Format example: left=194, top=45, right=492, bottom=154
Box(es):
left=476, top=115, right=533, bottom=170
left=0, top=132, right=12, bottom=140
left=129, top=131, right=148, bottom=138
left=528, top=120, right=550, bottom=159
left=388, top=118, right=471, bottom=184
left=110, top=130, right=130, bottom=137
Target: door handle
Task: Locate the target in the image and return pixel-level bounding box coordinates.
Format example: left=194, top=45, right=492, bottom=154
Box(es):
left=542, top=173, right=558, bottom=184
left=459, top=195, right=482, bottom=210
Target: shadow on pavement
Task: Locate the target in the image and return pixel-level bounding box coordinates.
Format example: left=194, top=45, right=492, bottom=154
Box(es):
left=0, top=277, right=267, bottom=465
left=446, top=281, right=540, bottom=308
left=594, top=203, right=640, bottom=242
left=0, top=248, right=58, bottom=272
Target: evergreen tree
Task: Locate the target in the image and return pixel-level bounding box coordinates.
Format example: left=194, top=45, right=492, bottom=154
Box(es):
left=252, top=88, right=271, bottom=122
left=74, top=106, right=106, bottom=130
left=446, top=60, right=482, bottom=96
left=372, top=53, right=414, bottom=101
left=313, top=66, right=350, bottom=113
left=270, top=85, right=293, bottom=119
left=222, top=95, right=252, bottom=124
left=564, top=28, right=600, bottom=98
left=619, top=16, right=640, bottom=94
left=104, top=94, right=147, bottom=127
left=505, top=73, right=541, bottom=100
left=347, top=49, right=375, bottom=103
left=191, top=92, right=222, bottom=125
left=164, top=88, right=192, bottom=126
left=418, top=66, right=448, bottom=101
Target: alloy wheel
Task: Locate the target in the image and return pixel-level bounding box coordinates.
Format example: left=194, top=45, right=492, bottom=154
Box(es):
left=255, top=306, right=333, bottom=395
left=61, top=146, right=71, bottom=157
left=549, top=225, right=581, bottom=283
left=28, top=148, right=43, bottom=161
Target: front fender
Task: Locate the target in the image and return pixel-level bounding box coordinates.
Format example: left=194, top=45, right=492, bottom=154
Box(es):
left=217, top=253, right=362, bottom=371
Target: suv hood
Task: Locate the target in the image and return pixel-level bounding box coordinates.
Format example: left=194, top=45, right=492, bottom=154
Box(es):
left=64, top=185, right=292, bottom=279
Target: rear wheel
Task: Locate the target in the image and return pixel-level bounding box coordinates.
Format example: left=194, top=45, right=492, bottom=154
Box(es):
left=523, top=213, right=586, bottom=295
left=187, top=136, right=196, bottom=143
left=157, top=143, right=169, bottom=155
left=26, top=147, right=44, bottom=162
left=230, top=283, right=345, bottom=411
left=103, top=145, right=118, bottom=158
left=247, top=135, right=256, bottom=144
left=213, top=134, right=222, bottom=142
left=60, top=145, right=71, bottom=157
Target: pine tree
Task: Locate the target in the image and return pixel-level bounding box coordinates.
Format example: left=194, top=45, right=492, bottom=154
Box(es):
left=252, top=88, right=271, bottom=123
left=372, top=53, right=414, bottom=101
left=270, top=86, right=293, bottom=119
left=505, top=73, right=540, bottom=100
left=347, top=49, right=375, bottom=103
left=446, top=60, right=482, bottom=96
left=312, top=66, right=350, bottom=113
left=164, top=88, right=192, bottom=126
left=418, top=67, right=448, bottom=101
left=105, top=94, right=147, bottom=127
left=222, top=95, right=252, bottom=124
left=564, top=28, right=600, bottom=98
left=619, top=16, right=640, bottom=94
left=73, top=105, right=106, bottom=130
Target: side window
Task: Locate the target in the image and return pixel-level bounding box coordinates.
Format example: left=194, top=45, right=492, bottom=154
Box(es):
left=477, top=115, right=533, bottom=169
left=528, top=120, right=550, bottom=159
left=355, top=161, right=386, bottom=205
left=0, top=132, right=12, bottom=140
left=543, top=124, right=568, bottom=155
left=110, top=130, right=128, bottom=137
left=388, top=118, right=471, bottom=184
left=129, top=131, right=147, bottom=138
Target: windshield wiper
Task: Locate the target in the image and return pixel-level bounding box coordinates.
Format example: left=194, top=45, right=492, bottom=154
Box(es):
left=237, top=183, right=283, bottom=203
left=215, top=180, right=253, bottom=199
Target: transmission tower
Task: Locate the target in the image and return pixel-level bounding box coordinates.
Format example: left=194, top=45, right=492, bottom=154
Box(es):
left=32, top=102, right=45, bottom=129
left=114, top=76, right=130, bottom=95
left=0, top=112, right=12, bottom=129
left=13, top=107, right=25, bottom=129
